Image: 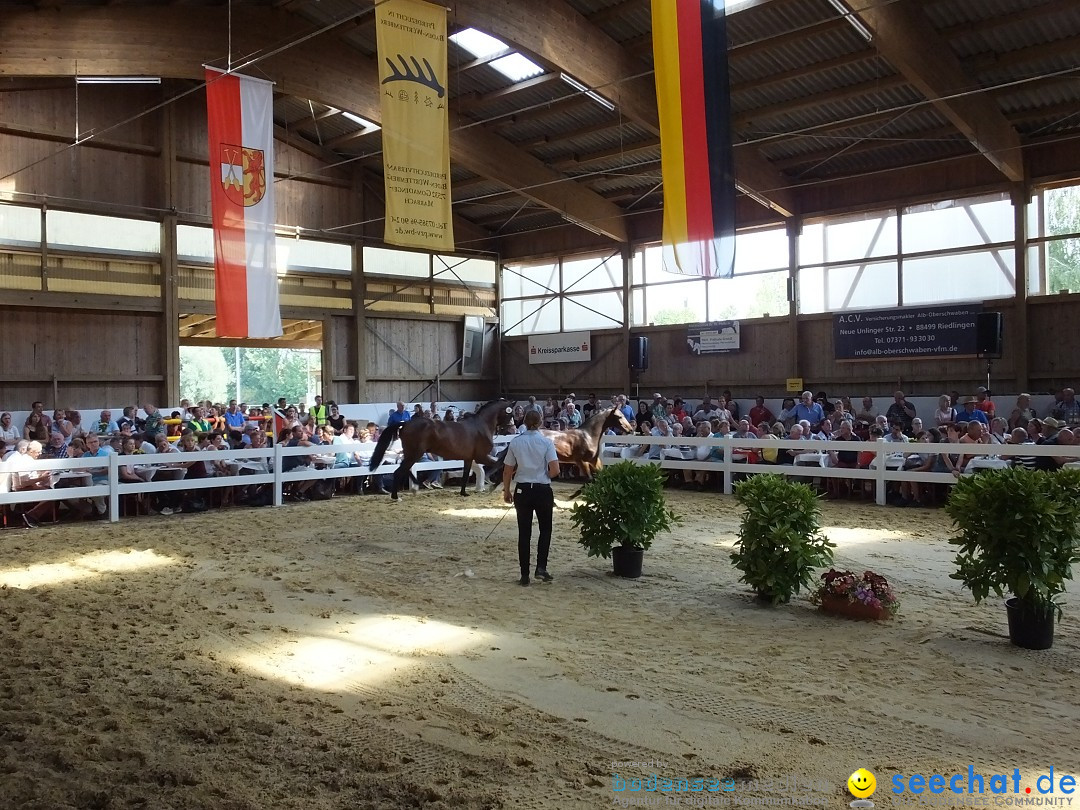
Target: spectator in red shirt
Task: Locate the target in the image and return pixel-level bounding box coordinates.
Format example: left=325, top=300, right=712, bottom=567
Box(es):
left=975, top=387, right=995, bottom=418
left=748, top=396, right=775, bottom=428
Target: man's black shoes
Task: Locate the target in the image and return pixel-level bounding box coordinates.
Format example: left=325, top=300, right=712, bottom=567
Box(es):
left=518, top=575, right=530, bottom=586
left=534, top=568, right=553, bottom=582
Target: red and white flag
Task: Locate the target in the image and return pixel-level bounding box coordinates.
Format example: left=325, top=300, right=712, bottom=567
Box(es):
left=205, top=67, right=282, bottom=338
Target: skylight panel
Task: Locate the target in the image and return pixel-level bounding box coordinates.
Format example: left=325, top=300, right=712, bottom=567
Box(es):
left=449, top=28, right=508, bottom=59
left=489, top=53, right=545, bottom=82
left=341, top=111, right=380, bottom=131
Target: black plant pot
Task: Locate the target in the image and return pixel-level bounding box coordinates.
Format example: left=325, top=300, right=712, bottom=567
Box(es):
left=611, top=545, right=644, bottom=578
left=1005, top=597, right=1054, bottom=650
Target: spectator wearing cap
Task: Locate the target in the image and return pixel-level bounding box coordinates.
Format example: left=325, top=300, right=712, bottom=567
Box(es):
left=651, top=393, right=668, bottom=425
left=956, top=396, right=989, bottom=426
left=669, top=398, right=688, bottom=423
left=975, top=387, right=995, bottom=418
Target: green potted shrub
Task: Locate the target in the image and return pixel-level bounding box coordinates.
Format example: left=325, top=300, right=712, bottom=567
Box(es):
left=730, top=474, right=835, bottom=605
left=945, top=467, right=1080, bottom=650
left=570, top=461, right=680, bottom=578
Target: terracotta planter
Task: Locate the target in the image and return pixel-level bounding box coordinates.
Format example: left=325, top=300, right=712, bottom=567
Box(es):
left=818, top=593, right=890, bottom=621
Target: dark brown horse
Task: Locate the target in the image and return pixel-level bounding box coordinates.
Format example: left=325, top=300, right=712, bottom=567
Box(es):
left=542, top=407, right=632, bottom=480
left=368, top=399, right=515, bottom=500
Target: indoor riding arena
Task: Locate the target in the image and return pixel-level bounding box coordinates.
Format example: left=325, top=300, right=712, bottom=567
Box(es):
left=2, top=1, right=1079, bottom=809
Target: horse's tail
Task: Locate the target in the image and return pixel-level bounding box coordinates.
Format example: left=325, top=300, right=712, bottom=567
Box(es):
left=368, top=423, right=401, bottom=470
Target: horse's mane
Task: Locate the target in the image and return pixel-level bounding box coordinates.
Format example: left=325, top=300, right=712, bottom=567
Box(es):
left=581, top=406, right=615, bottom=430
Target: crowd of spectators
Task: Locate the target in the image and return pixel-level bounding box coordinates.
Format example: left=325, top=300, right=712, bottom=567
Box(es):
left=0, top=396, right=493, bottom=528
left=2, top=387, right=1077, bottom=527
left=506, top=387, right=1080, bottom=505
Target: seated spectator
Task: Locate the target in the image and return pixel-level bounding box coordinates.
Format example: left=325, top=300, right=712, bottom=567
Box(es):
left=855, top=396, right=877, bottom=424
left=0, top=412, right=19, bottom=444
left=8, top=440, right=59, bottom=528
left=748, top=396, right=774, bottom=428
left=24, top=411, right=49, bottom=443
left=42, top=430, right=69, bottom=460
left=722, top=390, right=740, bottom=420
left=1008, top=393, right=1037, bottom=431
left=778, top=397, right=798, bottom=429
left=1007, top=428, right=1038, bottom=470
left=1026, top=418, right=1043, bottom=443
left=826, top=420, right=860, bottom=499
left=692, top=398, right=718, bottom=423
left=669, top=398, right=688, bottom=423
left=779, top=424, right=804, bottom=465
left=897, top=430, right=938, bottom=507
left=68, top=436, right=87, bottom=457
left=68, top=410, right=86, bottom=439
left=1052, top=387, right=1079, bottom=428
left=956, top=396, right=989, bottom=426
left=934, top=394, right=956, bottom=427
left=327, top=403, right=347, bottom=434
left=975, top=387, right=995, bottom=418
left=686, top=422, right=714, bottom=490
left=562, top=401, right=583, bottom=428
left=26, top=402, right=52, bottom=435
left=988, top=417, right=1009, bottom=444
left=884, top=421, right=910, bottom=444
left=885, top=391, right=916, bottom=431
left=958, top=421, right=990, bottom=472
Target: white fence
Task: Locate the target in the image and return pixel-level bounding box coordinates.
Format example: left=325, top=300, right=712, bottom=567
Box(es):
left=0, top=435, right=515, bottom=524
left=2, top=434, right=1078, bottom=525
left=596, top=435, right=1080, bottom=505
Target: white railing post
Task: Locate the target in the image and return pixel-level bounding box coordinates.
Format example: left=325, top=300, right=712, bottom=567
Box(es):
left=722, top=437, right=734, bottom=495
left=108, top=453, right=120, bottom=523
left=875, top=438, right=887, bottom=506
left=273, top=442, right=283, bottom=507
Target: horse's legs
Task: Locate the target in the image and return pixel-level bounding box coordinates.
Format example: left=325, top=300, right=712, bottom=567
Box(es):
left=459, top=461, right=470, bottom=497
left=473, top=461, right=487, bottom=492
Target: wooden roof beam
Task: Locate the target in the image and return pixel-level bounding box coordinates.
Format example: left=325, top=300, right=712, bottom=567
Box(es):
left=449, top=0, right=798, bottom=217
left=1, top=8, right=623, bottom=243
left=844, top=0, right=1025, bottom=182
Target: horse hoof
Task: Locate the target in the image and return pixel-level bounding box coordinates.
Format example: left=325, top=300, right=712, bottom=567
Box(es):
left=459, top=492, right=470, bottom=498
left=390, top=494, right=400, bottom=502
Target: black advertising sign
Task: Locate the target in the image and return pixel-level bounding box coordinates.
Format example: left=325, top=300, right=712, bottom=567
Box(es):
left=834, top=305, right=981, bottom=360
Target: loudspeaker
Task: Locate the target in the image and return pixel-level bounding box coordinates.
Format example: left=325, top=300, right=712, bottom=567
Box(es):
left=629, top=336, right=649, bottom=370
left=976, top=312, right=1003, bottom=358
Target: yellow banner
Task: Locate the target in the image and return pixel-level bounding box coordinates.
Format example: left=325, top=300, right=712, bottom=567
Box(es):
left=376, top=0, right=454, bottom=251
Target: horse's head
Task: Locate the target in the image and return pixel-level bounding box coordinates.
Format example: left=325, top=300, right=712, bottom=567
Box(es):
left=476, top=398, right=516, bottom=429
left=606, top=406, right=633, bottom=434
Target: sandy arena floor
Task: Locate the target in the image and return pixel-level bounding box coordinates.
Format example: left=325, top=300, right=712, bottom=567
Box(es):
left=1, top=484, right=1077, bottom=809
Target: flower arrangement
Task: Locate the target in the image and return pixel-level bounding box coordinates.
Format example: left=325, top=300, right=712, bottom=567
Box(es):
left=812, top=569, right=899, bottom=619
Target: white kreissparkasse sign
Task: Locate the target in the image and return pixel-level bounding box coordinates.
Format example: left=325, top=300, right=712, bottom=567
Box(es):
left=528, top=331, right=592, bottom=364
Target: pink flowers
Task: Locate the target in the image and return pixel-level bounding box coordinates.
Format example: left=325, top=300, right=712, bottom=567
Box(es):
left=813, top=569, right=899, bottom=614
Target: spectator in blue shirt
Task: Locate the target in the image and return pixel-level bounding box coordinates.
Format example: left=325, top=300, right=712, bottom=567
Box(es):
left=794, top=391, right=825, bottom=425
left=956, top=396, right=989, bottom=426
left=387, top=401, right=411, bottom=427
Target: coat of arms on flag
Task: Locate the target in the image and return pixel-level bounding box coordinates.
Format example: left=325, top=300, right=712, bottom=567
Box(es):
left=219, top=144, right=266, bottom=208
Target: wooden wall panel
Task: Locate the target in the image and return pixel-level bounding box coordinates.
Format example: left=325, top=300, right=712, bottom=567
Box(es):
left=364, top=316, right=497, bottom=404
left=1028, top=295, right=1080, bottom=389
left=0, top=305, right=164, bottom=410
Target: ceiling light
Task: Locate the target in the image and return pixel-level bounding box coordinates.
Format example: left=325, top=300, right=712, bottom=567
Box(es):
left=76, top=76, right=161, bottom=85
left=341, top=111, right=380, bottom=131
left=560, top=73, right=589, bottom=93
left=586, top=90, right=616, bottom=111
left=560, top=74, right=616, bottom=111
left=449, top=28, right=508, bottom=59
left=824, top=0, right=873, bottom=43
left=489, top=53, right=545, bottom=82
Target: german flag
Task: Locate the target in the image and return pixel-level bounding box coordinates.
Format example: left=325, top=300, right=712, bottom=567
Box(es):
left=652, top=0, right=736, bottom=278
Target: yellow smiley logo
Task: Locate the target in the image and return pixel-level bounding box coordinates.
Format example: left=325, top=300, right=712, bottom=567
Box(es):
left=848, top=769, right=876, bottom=799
